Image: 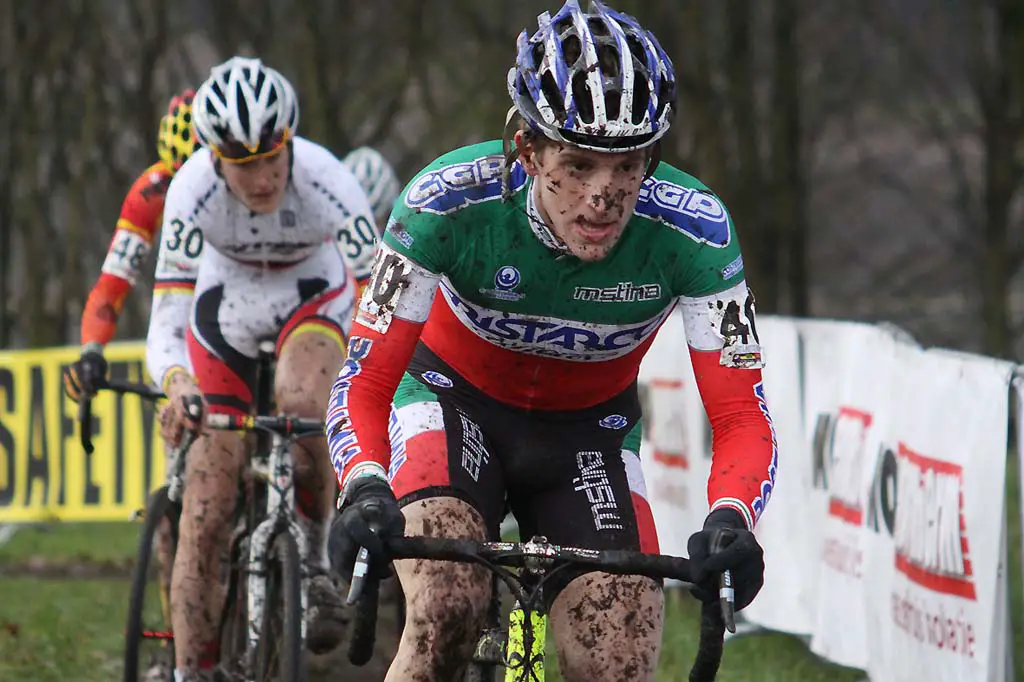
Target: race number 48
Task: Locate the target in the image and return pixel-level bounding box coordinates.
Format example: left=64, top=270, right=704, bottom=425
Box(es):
left=101, top=229, right=152, bottom=282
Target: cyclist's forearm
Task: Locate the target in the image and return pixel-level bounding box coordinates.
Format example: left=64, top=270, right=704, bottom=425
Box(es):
left=328, top=244, right=440, bottom=489
left=327, top=316, right=422, bottom=490
left=82, top=215, right=157, bottom=346
left=145, top=286, right=194, bottom=391
left=81, top=273, right=132, bottom=347
left=691, top=349, right=777, bottom=531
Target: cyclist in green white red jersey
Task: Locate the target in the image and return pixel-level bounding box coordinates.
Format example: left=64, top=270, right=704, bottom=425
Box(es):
left=328, top=2, right=775, bottom=679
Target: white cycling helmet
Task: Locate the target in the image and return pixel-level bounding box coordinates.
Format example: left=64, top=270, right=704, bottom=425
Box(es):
left=192, top=57, right=299, bottom=159
left=508, top=0, right=676, bottom=152
left=343, top=147, right=401, bottom=225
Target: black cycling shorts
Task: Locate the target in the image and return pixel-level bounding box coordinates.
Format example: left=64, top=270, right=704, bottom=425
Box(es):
left=388, top=344, right=660, bottom=588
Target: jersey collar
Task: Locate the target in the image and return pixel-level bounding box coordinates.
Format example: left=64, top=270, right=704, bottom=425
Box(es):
left=526, top=180, right=571, bottom=255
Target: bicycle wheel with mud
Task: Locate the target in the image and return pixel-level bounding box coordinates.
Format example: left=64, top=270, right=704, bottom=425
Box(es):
left=255, top=529, right=304, bottom=682
left=124, top=486, right=180, bottom=682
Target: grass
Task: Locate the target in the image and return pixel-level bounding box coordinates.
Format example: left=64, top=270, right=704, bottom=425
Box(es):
left=0, top=521, right=139, bottom=564
left=0, top=578, right=126, bottom=682
left=0, top=454, right=1020, bottom=681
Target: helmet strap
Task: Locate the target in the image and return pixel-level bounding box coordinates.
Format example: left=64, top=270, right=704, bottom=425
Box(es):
left=500, top=106, right=522, bottom=202
left=644, top=141, right=662, bottom=180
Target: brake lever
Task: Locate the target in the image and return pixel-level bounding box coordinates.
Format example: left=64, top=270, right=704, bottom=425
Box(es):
left=182, top=394, right=204, bottom=423
left=709, top=528, right=737, bottom=634
left=79, top=394, right=94, bottom=455
left=345, top=512, right=387, bottom=606
left=346, top=546, right=372, bottom=606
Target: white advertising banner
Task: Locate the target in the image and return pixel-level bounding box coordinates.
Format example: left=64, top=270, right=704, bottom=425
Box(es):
left=740, top=316, right=817, bottom=636
left=805, top=322, right=902, bottom=669
left=638, top=315, right=1015, bottom=680
left=637, top=309, right=709, bottom=560
left=864, top=346, right=1013, bottom=682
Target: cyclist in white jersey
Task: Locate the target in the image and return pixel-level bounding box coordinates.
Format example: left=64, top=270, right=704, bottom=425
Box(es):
left=146, top=56, right=376, bottom=682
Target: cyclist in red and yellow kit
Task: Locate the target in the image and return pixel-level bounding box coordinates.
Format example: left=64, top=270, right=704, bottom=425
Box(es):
left=63, top=90, right=198, bottom=399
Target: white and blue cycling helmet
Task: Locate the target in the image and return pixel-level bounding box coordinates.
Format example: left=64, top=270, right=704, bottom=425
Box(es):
left=507, top=0, right=676, bottom=152
left=342, top=147, right=401, bottom=226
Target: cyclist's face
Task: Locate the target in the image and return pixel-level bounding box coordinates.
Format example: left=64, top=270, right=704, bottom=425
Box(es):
left=519, top=133, right=648, bottom=262
left=220, top=145, right=290, bottom=214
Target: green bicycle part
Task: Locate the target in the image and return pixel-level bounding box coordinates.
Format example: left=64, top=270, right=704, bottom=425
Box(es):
left=505, top=600, right=546, bottom=682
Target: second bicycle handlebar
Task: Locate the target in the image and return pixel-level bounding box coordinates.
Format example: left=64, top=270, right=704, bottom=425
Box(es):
left=77, top=379, right=325, bottom=454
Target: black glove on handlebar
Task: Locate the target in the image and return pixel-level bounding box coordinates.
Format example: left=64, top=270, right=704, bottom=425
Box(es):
left=328, top=474, right=405, bottom=582
left=687, top=507, right=765, bottom=611
left=63, top=346, right=108, bottom=403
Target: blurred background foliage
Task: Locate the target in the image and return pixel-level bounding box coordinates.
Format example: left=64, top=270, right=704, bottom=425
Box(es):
left=1, top=0, right=1022, bottom=358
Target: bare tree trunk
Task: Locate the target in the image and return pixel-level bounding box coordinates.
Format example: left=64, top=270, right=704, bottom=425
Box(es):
left=972, top=0, right=1024, bottom=358
left=723, top=0, right=779, bottom=309
left=672, top=3, right=731, bottom=194
left=772, top=0, right=809, bottom=315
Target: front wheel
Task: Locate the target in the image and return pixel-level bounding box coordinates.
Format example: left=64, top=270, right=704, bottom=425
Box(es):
left=254, top=530, right=304, bottom=682
left=124, top=486, right=180, bottom=682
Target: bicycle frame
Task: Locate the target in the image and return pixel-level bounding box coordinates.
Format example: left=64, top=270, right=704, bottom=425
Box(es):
left=241, top=423, right=310, bottom=672
left=504, top=595, right=546, bottom=680
left=85, top=339, right=326, bottom=682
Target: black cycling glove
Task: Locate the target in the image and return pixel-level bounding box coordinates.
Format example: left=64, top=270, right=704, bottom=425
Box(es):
left=63, top=344, right=108, bottom=403
left=687, top=507, right=765, bottom=611
left=328, top=473, right=405, bottom=582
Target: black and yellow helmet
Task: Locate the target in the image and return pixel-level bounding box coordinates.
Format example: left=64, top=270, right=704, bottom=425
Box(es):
left=157, top=89, right=197, bottom=173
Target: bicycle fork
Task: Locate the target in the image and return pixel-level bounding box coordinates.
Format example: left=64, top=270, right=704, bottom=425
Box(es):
left=244, top=432, right=310, bottom=674
left=505, top=599, right=546, bottom=682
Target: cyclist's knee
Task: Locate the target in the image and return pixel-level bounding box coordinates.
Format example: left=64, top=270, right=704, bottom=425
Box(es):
left=397, top=497, right=491, bottom=661
left=275, top=331, right=344, bottom=415
left=400, top=563, right=489, bottom=673
left=274, top=382, right=322, bottom=417
left=550, top=572, right=663, bottom=681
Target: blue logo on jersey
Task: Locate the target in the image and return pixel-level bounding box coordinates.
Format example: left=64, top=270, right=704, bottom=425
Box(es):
left=494, top=266, right=521, bottom=291
left=751, top=381, right=779, bottom=524
left=387, top=408, right=407, bottom=479
left=327, top=337, right=374, bottom=474
left=386, top=217, right=414, bottom=248
left=635, top=178, right=731, bottom=248
left=405, top=155, right=528, bottom=215
left=445, top=282, right=668, bottom=359
left=721, top=254, right=744, bottom=280
left=421, top=371, right=454, bottom=388
left=599, top=414, right=629, bottom=430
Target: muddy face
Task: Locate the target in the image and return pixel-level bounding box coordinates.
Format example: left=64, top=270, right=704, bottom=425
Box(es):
left=517, top=133, right=648, bottom=262
left=219, top=145, right=290, bottom=214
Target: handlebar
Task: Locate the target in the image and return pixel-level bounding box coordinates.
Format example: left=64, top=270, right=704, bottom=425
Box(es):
left=76, top=380, right=325, bottom=454
left=206, top=413, right=325, bottom=436
left=78, top=379, right=164, bottom=454
left=345, top=535, right=730, bottom=681
left=388, top=536, right=694, bottom=578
